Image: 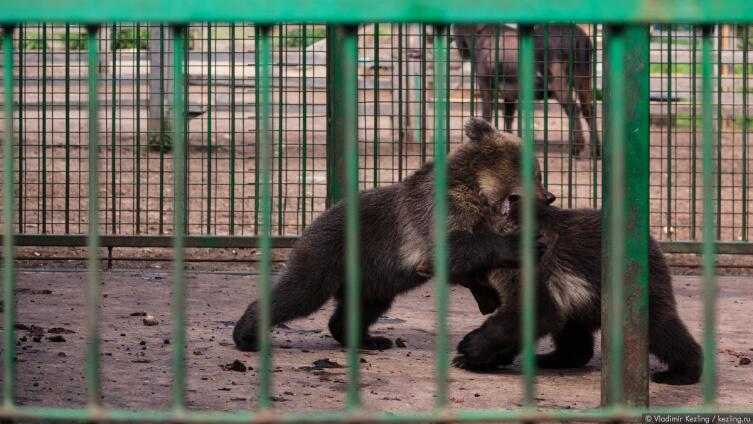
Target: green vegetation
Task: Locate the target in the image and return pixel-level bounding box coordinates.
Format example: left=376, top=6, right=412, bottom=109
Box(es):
left=673, top=112, right=753, bottom=128
left=112, top=27, right=151, bottom=50
left=278, top=26, right=327, bottom=48
left=21, top=32, right=45, bottom=51
left=57, top=31, right=86, bottom=50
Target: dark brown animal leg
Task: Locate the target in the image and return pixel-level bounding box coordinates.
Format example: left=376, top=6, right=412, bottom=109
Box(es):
left=575, top=73, right=600, bottom=157
left=503, top=96, right=518, bottom=134
left=478, top=74, right=495, bottom=123
left=328, top=296, right=395, bottom=350
left=548, top=63, right=586, bottom=157
left=537, top=320, right=594, bottom=368
left=452, top=307, right=521, bottom=370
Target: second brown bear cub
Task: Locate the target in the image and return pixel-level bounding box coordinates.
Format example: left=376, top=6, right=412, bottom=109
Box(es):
left=233, top=118, right=552, bottom=351
left=452, top=204, right=703, bottom=385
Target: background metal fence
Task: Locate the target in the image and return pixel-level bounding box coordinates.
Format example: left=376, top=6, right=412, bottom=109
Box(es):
left=1, top=22, right=751, bottom=269
left=0, top=0, right=752, bottom=422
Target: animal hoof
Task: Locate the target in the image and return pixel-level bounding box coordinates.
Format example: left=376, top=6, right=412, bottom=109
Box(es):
left=651, top=369, right=700, bottom=385
left=452, top=354, right=496, bottom=371
left=362, top=336, right=393, bottom=350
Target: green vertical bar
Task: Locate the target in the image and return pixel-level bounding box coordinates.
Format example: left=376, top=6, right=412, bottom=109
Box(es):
left=691, top=27, right=698, bottom=240
left=619, top=25, right=650, bottom=407
left=135, top=24, right=142, bottom=234
left=41, top=24, right=47, bottom=234
left=543, top=25, right=549, bottom=187
left=337, top=25, right=361, bottom=411
left=254, top=27, right=260, bottom=232
left=16, top=25, right=23, bottom=233
left=111, top=24, right=117, bottom=240
left=64, top=24, right=71, bottom=233
left=85, top=25, right=102, bottom=408
left=700, top=25, right=717, bottom=406
left=206, top=23, right=212, bottom=234
left=591, top=24, right=599, bottom=207
left=469, top=29, right=475, bottom=117
left=715, top=28, right=722, bottom=239
left=301, top=25, right=308, bottom=227
left=493, top=25, right=500, bottom=127
left=602, top=25, right=626, bottom=407
left=158, top=26, right=165, bottom=234
left=373, top=24, right=379, bottom=188
left=256, top=24, right=273, bottom=411
left=277, top=25, right=284, bottom=235
left=666, top=27, right=673, bottom=237
left=518, top=24, right=537, bottom=409
left=229, top=24, right=236, bottom=235
left=743, top=26, right=749, bottom=241
left=419, top=24, right=427, bottom=164
left=3, top=25, right=17, bottom=409
left=171, top=24, right=187, bottom=412
left=566, top=25, right=574, bottom=208
left=432, top=24, right=449, bottom=409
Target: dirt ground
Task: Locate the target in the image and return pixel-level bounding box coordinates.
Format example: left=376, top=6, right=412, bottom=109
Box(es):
left=2, top=270, right=752, bottom=414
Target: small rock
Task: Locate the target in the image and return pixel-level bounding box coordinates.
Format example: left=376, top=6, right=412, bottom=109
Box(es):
left=57, top=352, right=67, bottom=357
left=740, top=357, right=752, bottom=366
left=32, top=335, right=42, bottom=343
left=474, top=393, right=481, bottom=398
left=142, top=274, right=163, bottom=281
left=26, top=325, right=45, bottom=336
left=142, top=315, right=159, bottom=326
left=139, top=340, right=146, bottom=346
left=130, top=312, right=147, bottom=317
left=360, top=358, right=368, bottom=364
left=311, top=358, right=344, bottom=370
left=395, top=338, right=407, bottom=348
left=221, top=360, right=248, bottom=372
left=163, top=338, right=170, bottom=345
left=47, top=335, right=66, bottom=343
left=192, top=350, right=204, bottom=356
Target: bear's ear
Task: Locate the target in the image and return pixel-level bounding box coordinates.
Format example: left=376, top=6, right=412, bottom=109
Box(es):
left=464, top=117, right=497, bottom=144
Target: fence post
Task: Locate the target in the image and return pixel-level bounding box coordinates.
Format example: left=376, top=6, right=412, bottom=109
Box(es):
left=326, top=26, right=344, bottom=206
left=148, top=25, right=173, bottom=148
left=601, top=25, right=650, bottom=408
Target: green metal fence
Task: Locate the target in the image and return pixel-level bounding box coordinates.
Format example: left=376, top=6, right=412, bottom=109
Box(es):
left=0, top=21, right=752, bottom=267
left=0, top=0, right=752, bottom=421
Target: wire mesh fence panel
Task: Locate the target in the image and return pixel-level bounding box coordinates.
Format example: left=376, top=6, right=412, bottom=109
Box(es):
left=3, top=23, right=751, bottom=263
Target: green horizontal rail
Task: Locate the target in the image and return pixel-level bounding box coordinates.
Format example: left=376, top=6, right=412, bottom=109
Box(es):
left=7, top=235, right=298, bottom=249
left=1, top=405, right=752, bottom=423
left=8, top=237, right=752, bottom=255
left=1, top=0, right=752, bottom=23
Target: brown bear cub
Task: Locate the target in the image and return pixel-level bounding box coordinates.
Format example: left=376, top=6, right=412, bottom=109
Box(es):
left=452, top=205, right=703, bottom=386
left=233, top=118, right=552, bottom=351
